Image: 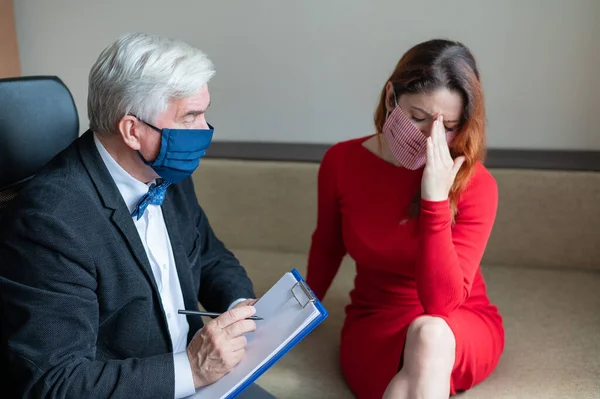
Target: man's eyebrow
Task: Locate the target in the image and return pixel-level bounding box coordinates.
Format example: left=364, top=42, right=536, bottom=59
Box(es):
left=182, top=110, right=205, bottom=117
left=182, top=101, right=211, bottom=118
left=411, top=106, right=460, bottom=123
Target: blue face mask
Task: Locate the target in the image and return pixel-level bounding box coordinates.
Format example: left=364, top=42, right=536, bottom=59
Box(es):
left=136, top=118, right=214, bottom=184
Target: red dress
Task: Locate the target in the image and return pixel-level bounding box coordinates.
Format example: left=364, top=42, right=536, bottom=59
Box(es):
left=306, top=136, right=505, bottom=398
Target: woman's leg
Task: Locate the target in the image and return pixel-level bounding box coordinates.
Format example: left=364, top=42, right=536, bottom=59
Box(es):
left=382, top=316, right=456, bottom=399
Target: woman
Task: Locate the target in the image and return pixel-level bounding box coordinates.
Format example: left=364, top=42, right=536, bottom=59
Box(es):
left=306, top=39, right=504, bottom=399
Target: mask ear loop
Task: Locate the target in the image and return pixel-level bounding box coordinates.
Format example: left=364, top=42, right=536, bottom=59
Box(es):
left=129, top=114, right=164, bottom=164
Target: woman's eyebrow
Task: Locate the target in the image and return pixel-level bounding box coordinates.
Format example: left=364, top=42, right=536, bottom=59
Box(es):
left=411, top=106, right=460, bottom=123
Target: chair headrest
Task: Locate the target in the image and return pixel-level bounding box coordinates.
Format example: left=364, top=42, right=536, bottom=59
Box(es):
left=0, top=76, right=79, bottom=190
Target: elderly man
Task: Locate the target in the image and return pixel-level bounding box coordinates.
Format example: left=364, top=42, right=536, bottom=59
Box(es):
left=0, top=33, right=275, bottom=398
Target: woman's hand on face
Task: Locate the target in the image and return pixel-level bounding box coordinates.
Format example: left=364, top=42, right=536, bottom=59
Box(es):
left=421, top=115, right=465, bottom=202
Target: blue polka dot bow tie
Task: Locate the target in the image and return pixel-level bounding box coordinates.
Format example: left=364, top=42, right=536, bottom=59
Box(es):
left=131, top=179, right=171, bottom=220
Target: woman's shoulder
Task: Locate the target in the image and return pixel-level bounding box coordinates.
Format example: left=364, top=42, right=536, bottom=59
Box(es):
left=321, top=135, right=372, bottom=164
left=460, top=161, right=498, bottom=203
left=472, top=162, right=497, bottom=187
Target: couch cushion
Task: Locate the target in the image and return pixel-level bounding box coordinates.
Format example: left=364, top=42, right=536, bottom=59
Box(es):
left=486, top=169, right=600, bottom=271
left=193, top=159, right=600, bottom=271
left=230, top=249, right=600, bottom=399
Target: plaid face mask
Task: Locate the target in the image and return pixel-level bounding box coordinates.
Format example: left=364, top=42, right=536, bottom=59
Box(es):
left=382, top=105, right=428, bottom=170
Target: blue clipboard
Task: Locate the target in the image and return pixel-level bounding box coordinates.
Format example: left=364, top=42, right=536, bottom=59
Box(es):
left=227, top=268, right=328, bottom=398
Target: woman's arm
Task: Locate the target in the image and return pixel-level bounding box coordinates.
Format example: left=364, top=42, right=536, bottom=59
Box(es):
left=306, top=145, right=347, bottom=301
left=416, top=165, right=498, bottom=316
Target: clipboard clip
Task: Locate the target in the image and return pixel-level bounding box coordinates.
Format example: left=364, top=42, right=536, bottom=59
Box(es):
left=291, top=281, right=316, bottom=309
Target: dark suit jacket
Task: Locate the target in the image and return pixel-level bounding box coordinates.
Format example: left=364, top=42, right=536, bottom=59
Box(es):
left=0, top=130, right=256, bottom=398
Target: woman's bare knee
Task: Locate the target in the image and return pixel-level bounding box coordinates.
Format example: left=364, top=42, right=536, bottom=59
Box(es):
left=384, top=318, right=455, bottom=398
left=404, top=316, right=456, bottom=368
left=408, top=316, right=455, bottom=348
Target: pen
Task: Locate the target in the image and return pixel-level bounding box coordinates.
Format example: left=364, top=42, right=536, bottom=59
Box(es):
left=178, top=309, right=263, bottom=321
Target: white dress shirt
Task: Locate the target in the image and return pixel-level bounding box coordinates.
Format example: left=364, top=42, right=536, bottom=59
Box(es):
left=93, top=134, right=245, bottom=398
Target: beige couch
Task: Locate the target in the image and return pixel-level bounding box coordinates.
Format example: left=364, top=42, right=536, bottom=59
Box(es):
left=192, top=158, right=600, bottom=399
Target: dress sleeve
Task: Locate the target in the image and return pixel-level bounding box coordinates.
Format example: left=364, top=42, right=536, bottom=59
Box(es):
left=415, top=165, right=498, bottom=316
left=306, top=144, right=347, bottom=301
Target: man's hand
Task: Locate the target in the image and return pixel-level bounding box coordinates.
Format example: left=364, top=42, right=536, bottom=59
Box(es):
left=187, top=306, right=257, bottom=388
left=233, top=298, right=258, bottom=309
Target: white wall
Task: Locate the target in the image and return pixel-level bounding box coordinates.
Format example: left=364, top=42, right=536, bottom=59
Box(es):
left=14, top=0, right=600, bottom=150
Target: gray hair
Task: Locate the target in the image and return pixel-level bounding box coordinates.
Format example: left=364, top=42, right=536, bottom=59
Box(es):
left=88, top=32, right=215, bottom=134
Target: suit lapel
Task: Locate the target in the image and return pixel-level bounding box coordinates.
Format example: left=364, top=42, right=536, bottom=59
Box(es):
left=161, top=195, right=205, bottom=337
left=77, top=131, right=169, bottom=334
left=110, top=207, right=161, bottom=293
left=161, top=196, right=199, bottom=308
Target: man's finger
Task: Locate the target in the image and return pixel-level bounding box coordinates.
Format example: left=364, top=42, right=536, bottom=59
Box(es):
left=229, top=335, right=248, bottom=352
left=215, top=306, right=256, bottom=329
left=230, top=348, right=245, bottom=367
left=224, top=319, right=257, bottom=339
left=236, top=298, right=258, bottom=308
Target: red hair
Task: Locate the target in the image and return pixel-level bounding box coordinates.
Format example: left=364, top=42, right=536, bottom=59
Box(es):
left=374, top=39, right=486, bottom=219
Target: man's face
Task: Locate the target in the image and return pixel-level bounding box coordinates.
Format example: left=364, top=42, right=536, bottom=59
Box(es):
left=139, top=84, right=211, bottom=163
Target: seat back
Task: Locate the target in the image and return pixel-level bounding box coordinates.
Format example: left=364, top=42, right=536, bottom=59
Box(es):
left=0, top=76, right=78, bottom=396
left=0, top=76, right=79, bottom=211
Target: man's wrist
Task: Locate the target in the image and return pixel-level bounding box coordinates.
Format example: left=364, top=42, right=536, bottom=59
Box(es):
left=174, top=350, right=197, bottom=397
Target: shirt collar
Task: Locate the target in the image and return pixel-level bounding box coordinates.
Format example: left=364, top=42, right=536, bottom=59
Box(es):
left=93, top=132, right=153, bottom=214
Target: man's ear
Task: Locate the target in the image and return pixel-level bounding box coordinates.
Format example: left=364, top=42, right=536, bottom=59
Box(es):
left=118, top=115, right=142, bottom=151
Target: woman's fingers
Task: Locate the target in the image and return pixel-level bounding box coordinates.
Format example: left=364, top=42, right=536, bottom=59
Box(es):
left=434, top=118, right=444, bottom=163
left=426, top=136, right=435, bottom=167
left=452, top=156, right=466, bottom=177
left=422, top=116, right=463, bottom=201
left=435, top=116, right=452, bottom=165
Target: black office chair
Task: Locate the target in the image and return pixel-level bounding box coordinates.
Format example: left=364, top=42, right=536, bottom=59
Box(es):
left=0, top=76, right=78, bottom=396
left=0, top=76, right=79, bottom=211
